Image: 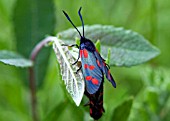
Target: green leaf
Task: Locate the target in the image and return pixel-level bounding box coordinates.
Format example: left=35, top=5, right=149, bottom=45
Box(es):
left=75, top=37, right=80, bottom=46
left=111, top=97, right=133, bottom=121
left=43, top=101, right=68, bottom=121
left=95, top=40, right=101, bottom=53
left=52, top=38, right=84, bottom=106
left=145, top=87, right=159, bottom=113
left=106, top=48, right=111, bottom=65
left=13, top=0, right=55, bottom=86
left=58, top=25, right=160, bottom=67
left=0, top=50, right=33, bottom=67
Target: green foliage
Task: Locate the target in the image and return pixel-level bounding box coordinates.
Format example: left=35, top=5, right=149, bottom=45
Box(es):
left=43, top=101, right=68, bottom=121
left=95, top=40, right=101, bottom=53
left=13, top=0, right=55, bottom=86
left=106, top=48, right=111, bottom=65
left=0, top=50, right=32, bottom=67
left=128, top=66, right=170, bottom=121
left=58, top=25, right=160, bottom=66
left=0, top=64, right=31, bottom=121
left=0, top=0, right=16, bottom=50
left=111, top=97, right=133, bottom=121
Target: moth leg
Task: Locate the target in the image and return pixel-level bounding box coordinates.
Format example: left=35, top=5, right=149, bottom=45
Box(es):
left=72, top=49, right=80, bottom=65
left=106, top=63, right=110, bottom=69
left=75, top=65, right=82, bottom=74
left=102, top=58, right=106, bottom=61
left=84, top=101, right=90, bottom=106
left=72, top=59, right=79, bottom=65
left=62, top=44, right=80, bottom=65
left=62, top=44, right=79, bottom=48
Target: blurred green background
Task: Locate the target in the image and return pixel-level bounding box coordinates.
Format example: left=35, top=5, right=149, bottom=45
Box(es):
left=0, top=0, right=170, bottom=121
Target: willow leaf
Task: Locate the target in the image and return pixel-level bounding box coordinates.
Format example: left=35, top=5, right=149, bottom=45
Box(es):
left=0, top=50, right=33, bottom=67
left=58, top=25, right=160, bottom=67
left=52, top=38, right=84, bottom=106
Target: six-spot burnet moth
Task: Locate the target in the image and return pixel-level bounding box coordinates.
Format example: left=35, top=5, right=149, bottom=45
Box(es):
left=62, top=7, right=116, bottom=120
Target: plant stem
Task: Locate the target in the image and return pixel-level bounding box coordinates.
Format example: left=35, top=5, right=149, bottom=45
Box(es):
left=29, top=36, right=53, bottom=121
left=29, top=67, right=38, bottom=121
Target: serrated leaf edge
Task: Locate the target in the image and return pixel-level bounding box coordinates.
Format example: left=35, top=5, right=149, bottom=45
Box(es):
left=52, top=37, right=84, bottom=106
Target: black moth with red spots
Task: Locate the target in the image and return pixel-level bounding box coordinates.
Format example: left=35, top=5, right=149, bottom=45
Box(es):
left=63, top=7, right=116, bottom=120
left=84, top=77, right=105, bottom=120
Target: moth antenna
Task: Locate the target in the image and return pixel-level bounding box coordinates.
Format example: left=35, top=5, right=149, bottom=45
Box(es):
left=63, top=10, right=82, bottom=38
left=78, top=7, right=84, bottom=37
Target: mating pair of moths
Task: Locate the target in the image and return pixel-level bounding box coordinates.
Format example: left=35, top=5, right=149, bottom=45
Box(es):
left=62, top=7, right=116, bottom=120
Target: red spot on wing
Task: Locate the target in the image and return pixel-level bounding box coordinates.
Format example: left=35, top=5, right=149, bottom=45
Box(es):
left=108, top=70, right=110, bottom=74
left=92, top=78, right=99, bottom=85
left=83, top=49, right=88, bottom=58
left=96, top=49, right=99, bottom=53
left=108, top=70, right=111, bottom=79
left=90, top=108, right=92, bottom=115
left=100, top=108, right=104, bottom=113
left=84, top=64, right=88, bottom=69
left=89, top=65, right=95, bottom=70
left=80, top=50, right=83, bottom=58
left=86, top=76, right=92, bottom=81
left=96, top=60, right=101, bottom=67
